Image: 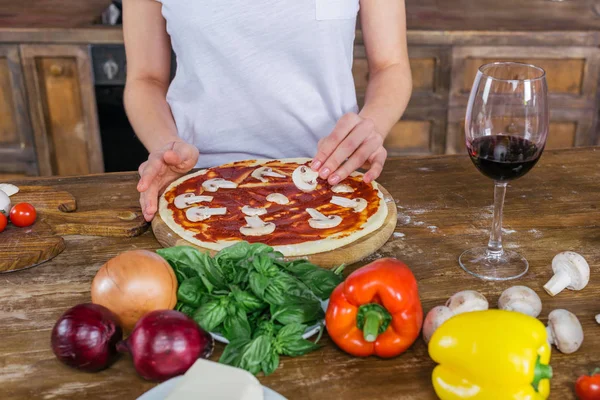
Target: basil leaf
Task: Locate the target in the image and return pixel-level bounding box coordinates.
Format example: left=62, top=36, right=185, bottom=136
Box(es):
left=279, top=337, right=320, bottom=357
left=276, top=323, right=307, bottom=343
left=223, top=308, right=252, bottom=341
left=263, top=279, right=287, bottom=305
left=253, top=320, right=276, bottom=339
left=271, top=300, right=324, bottom=325
left=177, top=277, right=207, bottom=307
left=261, top=351, right=280, bottom=376
left=247, top=243, right=275, bottom=258
left=197, top=252, right=227, bottom=290
left=157, top=246, right=222, bottom=292
left=215, top=241, right=252, bottom=262
left=252, top=254, right=279, bottom=277
left=179, top=304, right=197, bottom=317
left=293, top=268, right=344, bottom=300
left=231, top=286, right=265, bottom=313
left=157, top=246, right=199, bottom=284
left=238, top=335, right=272, bottom=374
left=276, top=273, right=319, bottom=302
left=193, top=299, right=227, bottom=332
left=249, top=272, right=270, bottom=299
left=219, top=338, right=249, bottom=366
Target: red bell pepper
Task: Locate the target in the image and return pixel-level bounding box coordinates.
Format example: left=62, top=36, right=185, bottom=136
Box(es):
left=325, top=258, right=423, bottom=358
left=576, top=368, right=600, bottom=400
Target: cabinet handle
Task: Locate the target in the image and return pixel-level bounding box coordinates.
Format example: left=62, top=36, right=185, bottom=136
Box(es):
left=49, top=64, right=64, bottom=77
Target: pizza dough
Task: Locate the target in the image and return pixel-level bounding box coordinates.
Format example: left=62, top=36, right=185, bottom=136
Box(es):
left=158, top=158, right=388, bottom=257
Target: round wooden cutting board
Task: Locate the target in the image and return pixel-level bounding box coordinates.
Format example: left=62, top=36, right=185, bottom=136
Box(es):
left=152, top=185, right=397, bottom=269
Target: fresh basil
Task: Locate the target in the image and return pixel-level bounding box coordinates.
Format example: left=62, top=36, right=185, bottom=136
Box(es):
left=177, top=277, right=207, bottom=307
left=261, top=350, right=280, bottom=376
left=280, top=260, right=345, bottom=300
left=223, top=308, right=252, bottom=341
left=215, top=241, right=252, bottom=262
left=193, top=299, right=227, bottom=332
left=220, top=335, right=272, bottom=376
left=158, top=241, right=341, bottom=376
left=271, top=300, right=324, bottom=325
left=230, top=286, right=265, bottom=313
left=249, top=272, right=270, bottom=299
left=178, top=304, right=197, bottom=318
left=238, top=335, right=272, bottom=375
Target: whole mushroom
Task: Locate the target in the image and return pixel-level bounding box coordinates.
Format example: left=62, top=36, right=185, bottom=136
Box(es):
left=543, top=251, right=589, bottom=296
left=445, top=290, right=489, bottom=315
left=422, top=306, right=454, bottom=344
left=498, top=286, right=542, bottom=318
left=0, top=190, right=10, bottom=216
left=546, top=309, right=584, bottom=354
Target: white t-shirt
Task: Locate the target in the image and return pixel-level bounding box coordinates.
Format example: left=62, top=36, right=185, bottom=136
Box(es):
left=156, top=0, right=360, bottom=167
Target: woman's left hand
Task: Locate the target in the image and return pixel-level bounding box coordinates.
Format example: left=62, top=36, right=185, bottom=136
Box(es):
left=311, top=112, right=387, bottom=184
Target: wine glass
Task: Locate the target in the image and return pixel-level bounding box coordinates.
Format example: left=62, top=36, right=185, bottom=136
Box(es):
left=459, top=62, right=549, bottom=281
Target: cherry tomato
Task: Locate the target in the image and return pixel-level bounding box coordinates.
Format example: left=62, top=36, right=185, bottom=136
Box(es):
left=576, top=369, right=600, bottom=400
left=0, top=213, right=7, bottom=232
left=9, top=203, right=37, bottom=227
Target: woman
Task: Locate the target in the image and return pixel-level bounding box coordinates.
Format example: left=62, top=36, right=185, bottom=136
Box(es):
left=124, top=0, right=412, bottom=221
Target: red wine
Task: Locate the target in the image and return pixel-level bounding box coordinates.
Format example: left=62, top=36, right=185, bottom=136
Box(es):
left=467, top=135, right=543, bottom=181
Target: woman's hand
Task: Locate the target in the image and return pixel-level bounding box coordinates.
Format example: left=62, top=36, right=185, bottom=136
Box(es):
left=311, top=112, right=387, bottom=185
left=137, top=140, right=199, bottom=221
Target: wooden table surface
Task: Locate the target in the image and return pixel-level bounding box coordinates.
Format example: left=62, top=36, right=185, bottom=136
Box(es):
left=1, top=147, right=599, bottom=400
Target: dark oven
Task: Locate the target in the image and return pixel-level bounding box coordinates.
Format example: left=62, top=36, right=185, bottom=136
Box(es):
left=91, top=43, right=177, bottom=173
left=91, top=45, right=147, bottom=173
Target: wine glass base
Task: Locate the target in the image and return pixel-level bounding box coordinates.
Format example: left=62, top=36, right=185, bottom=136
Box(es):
left=459, top=247, right=528, bottom=281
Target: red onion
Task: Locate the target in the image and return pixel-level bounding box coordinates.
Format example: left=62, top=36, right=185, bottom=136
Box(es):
left=51, top=303, right=123, bottom=372
left=117, top=310, right=214, bottom=381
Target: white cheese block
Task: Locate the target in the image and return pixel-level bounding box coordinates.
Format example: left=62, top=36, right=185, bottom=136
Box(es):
left=165, top=359, right=264, bottom=400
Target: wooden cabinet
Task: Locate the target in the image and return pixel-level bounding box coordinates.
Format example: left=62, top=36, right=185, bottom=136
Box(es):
left=21, top=45, right=103, bottom=176
left=0, top=45, right=36, bottom=175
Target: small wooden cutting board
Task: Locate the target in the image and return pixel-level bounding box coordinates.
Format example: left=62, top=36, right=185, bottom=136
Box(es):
left=152, top=186, right=398, bottom=269
left=1, top=186, right=149, bottom=273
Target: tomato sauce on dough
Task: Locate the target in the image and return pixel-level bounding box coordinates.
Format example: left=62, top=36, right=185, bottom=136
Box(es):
left=164, top=160, right=382, bottom=246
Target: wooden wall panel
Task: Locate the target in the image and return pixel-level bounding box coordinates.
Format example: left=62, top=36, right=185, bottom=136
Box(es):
left=21, top=45, right=103, bottom=176
left=0, top=45, right=36, bottom=175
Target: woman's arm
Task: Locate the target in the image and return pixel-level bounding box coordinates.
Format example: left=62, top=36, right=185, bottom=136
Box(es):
left=124, top=0, right=199, bottom=221
left=123, top=0, right=178, bottom=152
left=358, top=0, right=412, bottom=135
left=312, top=0, right=412, bottom=183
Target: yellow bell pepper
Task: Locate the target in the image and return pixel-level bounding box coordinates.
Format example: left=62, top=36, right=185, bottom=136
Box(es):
left=428, top=309, right=552, bottom=400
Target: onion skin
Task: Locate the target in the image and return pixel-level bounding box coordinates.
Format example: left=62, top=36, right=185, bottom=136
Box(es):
left=118, top=310, right=214, bottom=382
left=91, top=250, right=177, bottom=331
left=51, top=303, right=123, bottom=372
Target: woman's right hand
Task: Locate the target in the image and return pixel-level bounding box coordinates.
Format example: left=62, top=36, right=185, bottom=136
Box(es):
left=137, top=140, right=199, bottom=221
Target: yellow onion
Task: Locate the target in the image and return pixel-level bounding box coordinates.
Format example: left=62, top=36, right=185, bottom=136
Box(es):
left=91, top=250, right=177, bottom=331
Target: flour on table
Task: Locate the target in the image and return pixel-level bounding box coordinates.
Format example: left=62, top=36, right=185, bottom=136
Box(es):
left=502, top=228, right=516, bottom=234
left=528, top=229, right=543, bottom=239
left=393, top=232, right=405, bottom=238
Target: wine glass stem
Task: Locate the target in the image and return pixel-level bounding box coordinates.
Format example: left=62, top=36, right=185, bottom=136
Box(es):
left=487, top=181, right=507, bottom=257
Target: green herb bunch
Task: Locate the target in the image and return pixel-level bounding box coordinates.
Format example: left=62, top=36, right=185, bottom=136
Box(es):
left=157, top=242, right=344, bottom=376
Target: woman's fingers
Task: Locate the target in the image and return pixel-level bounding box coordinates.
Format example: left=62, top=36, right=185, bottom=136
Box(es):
left=312, top=113, right=362, bottom=172
left=329, top=132, right=383, bottom=184
left=363, top=147, right=387, bottom=183
left=137, top=154, right=164, bottom=192
left=320, top=118, right=377, bottom=184
left=141, top=181, right=160, bottom=221
left=164, top=142, right=199, bottom=172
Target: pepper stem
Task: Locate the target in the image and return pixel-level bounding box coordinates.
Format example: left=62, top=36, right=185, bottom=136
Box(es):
left=363, top=311, right=383, bottom=342
left=356, top=304, right=392, bottom=343
left=531, top=356, right=553, bottom=391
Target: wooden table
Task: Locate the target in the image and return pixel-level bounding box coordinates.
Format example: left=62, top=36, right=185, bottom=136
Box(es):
left=1, top=147, right=599, bottom=399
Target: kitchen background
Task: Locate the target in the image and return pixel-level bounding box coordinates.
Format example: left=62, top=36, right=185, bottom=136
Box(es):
left=1, top=0, right=599, bottom=178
